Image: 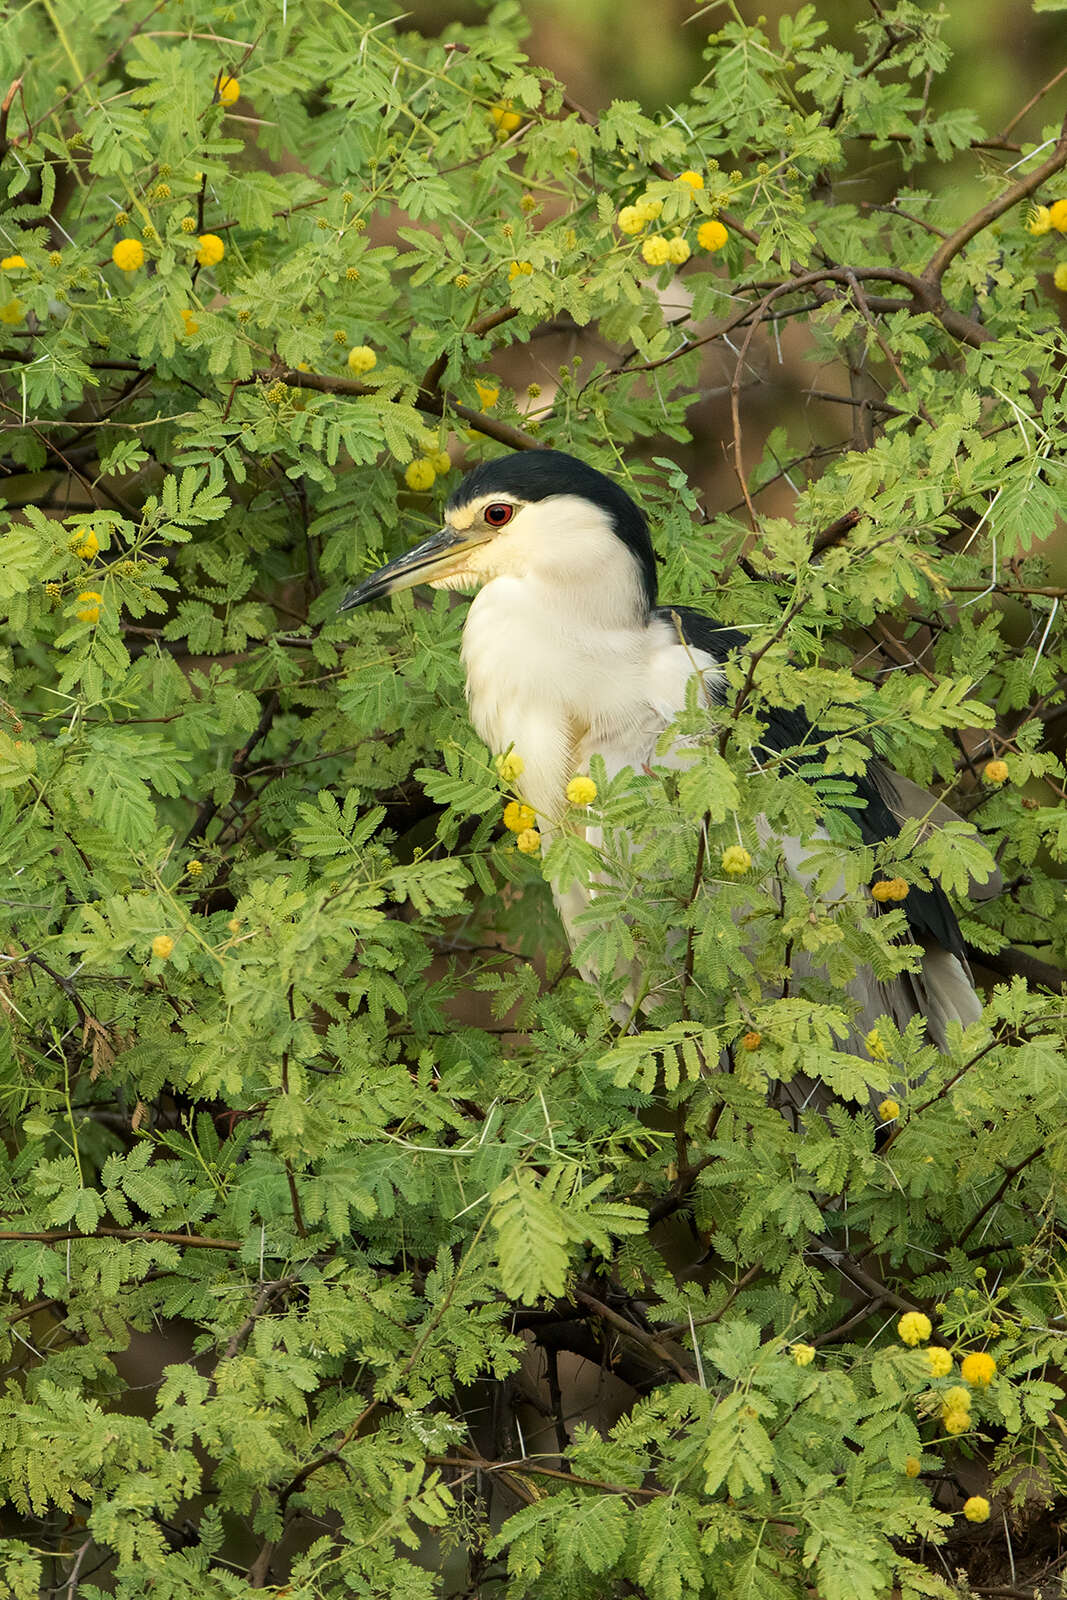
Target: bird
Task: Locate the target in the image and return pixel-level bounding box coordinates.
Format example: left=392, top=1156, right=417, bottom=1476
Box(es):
left=341, top=448, right=999, bottom=1097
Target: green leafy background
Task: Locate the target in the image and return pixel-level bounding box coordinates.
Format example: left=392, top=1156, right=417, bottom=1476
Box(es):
left=1, top=1, right=1066, bottom=1595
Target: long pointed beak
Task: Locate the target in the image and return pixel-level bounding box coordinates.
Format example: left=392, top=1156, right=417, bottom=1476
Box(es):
left=339, top=526, right=484, bottom=611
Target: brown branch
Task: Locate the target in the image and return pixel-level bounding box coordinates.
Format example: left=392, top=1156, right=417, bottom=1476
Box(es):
left=810, top=507, right=862, bottom=556
left=418, top=306, right=519, bottom=397
left=1000, top=63, right=1067, bottom=139
left=922, top=112, right=1067, bottom=287
left=574, top=1289, right=697, bottom=1384
left=0, top=74, right=23, bottom=163
left=0, top=1227, right=241, bottom=1250
left=957, top=1143, right=1047, bottom=1246
left=427, top=1450, right=665, bottom=1499
left=967, top=944, right=1067, bottom=994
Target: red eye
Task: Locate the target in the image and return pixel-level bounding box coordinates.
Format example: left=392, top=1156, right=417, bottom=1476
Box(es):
left=484, top=502, right=514, bottom=527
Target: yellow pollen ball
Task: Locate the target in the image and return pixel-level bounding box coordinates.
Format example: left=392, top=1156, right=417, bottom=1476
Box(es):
left=878, top=1098, right=900, bottom=1122
left=475, top=380, right=500, bottom=409
left=179, top=308, right=199, bottom=337
left=926, top=1347, right=953, bottom=1378
left=676, top=170, right=704, bottom=189
left=216, top=74, right=240, bottom=105
left=942, top=1406, right=970, bottom=1436
left=490, top=102, right=521, bottom=133
left=617, top=205, right=646, bottom=235
left=904, top=1456, right=921, bottom=1478
left=721, top=845, right=751, bottom=875
left=871, top=879, right=896, bottom=901
left=0, top=299, right=24, bottom=324
left=897, top=1311, right=932, bottom=1347
left=515, top=827, right=541, bottom=855
left=503, top=801, right=536, bottom=834
left=667, top=236, right=691, bottom=264
left=1049, top=198, right=1067, bottom=231
left=70, top=528, right=99, bottom=560
left=960, top=1352, right=997, bottom=1387
left=347, top=345, right=377, bottom=374
left=944, top=1385, right=971, bottom=1410
left=636, top=197, right=662, bottom=221
left=1054, top=262, right=1067, bottom=291
left=151, top=934, right=174, bottom=960
left=508, top=259, right=533, bottom=281
left=196, top=233, right=225, bottom=267
left=740, top=1031, right=761, bottom=1052
left=865, top=1028, right=888, bottom=1061
left=430, top=450, right=452, bottom=475
left=404, top=458, right=436, bottom=492
left=697, top=219, right=729, bottom=252
left=641, top=236, right=671, bottom=266
left=963, top=1496, right=990, bottom=1523
left=495, top=751, right=525, bottom=782
left=566, top=775, right=597, bottom=806
left=1028, top=205, right=1052, bottom=235
left=1, top=254, right=26, bottom=270
left=791, top=1343, right=815, bottom=1366
left=76, top=590, right=103, bottom=622
left=186, top=859, right=204, bottom=877
left=112, top=238, right=145, bottom=272
left=983, top=759, right=1009, bottom=785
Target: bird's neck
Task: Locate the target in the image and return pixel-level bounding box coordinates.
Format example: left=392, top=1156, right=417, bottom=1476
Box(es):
left=461, top=571, right=651, bottom=822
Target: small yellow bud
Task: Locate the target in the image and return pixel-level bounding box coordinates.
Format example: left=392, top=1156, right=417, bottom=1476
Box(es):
left=186, top=859, right=204, bottom=878
left=180, top=216, right=198, bottom=234
left=196, top=233, right=225, bottom=267
left=151, top=934, right=174, bottom=960
left=44, top=581, right=62, bottom=598
left=453, top=272, right=471, bottom=287
left=216, top=74, right=240, bottom=105
left=114, top=211, right=130, bottom=226
left=566, top=775, right=597, bottom=806
left=112, top=238, right=145, bottom=272
left=676, top=170, right=704, bottom=190
left=963, top=1496, right=990, bottom=1523
left=791, top=1343, right=815, bottom=1366
left=346, top=266, right=361, bottom=281
left=265, top=382, right=288, bottom=405
left=49, top=251, right=62, bottom=266
left=404, top=458, right=436, bottom=492
left=641, top=236, right=671, bottom=266
left=877, top=1098, right=900, bottom=1122
left=76, top=590, right=103, bottom=623
left=904, top=1456, right=921, bottom=1478
left=983, top=758, right=1009, bottom=785
left=347, top=344, right=377, bottom=375
left=926, top=1347, right=953, bottom=1378
left=526, top=382, right=541, bottom=397
left=720, top=845, right=751, bottom=875
left=897, top=1311, right=932, bottom=1347
left=740, top=1031, right=761, bottom=1052
left=333, top=329, right=348, bottom=344
left=503, top=801, right=536, bottom=834
left=515, top=827, right=541, bottom=855
left=960, top=1352, right=996, bottom=1387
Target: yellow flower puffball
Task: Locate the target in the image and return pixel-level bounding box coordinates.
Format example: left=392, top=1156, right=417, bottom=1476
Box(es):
left=404, top=458, right=436, bottom=492
left=963, top=1496, right=990, bottom=1523
left=70, top=528, right=99, bottom=560
left=878, top=1098, right=900, bottom=1123
left=503, top=801, right=536, bottom=834
left=76, top=590, right=103, bottom=623
left=495, top=751, right=525, bottom=783
left=216, top=74, right=240, bottom=105
left=697, top=219, right=729, bottom=252
left=1048, top=198, right=1067, bottom=231
left=676, top=170, right=704, bottom=189
left=151, top=934, right=174, bottom=960
left=566, top=775, right=597, bottom=806
left=196, top=233, right=225, bottom=267
left=347, top=345, right=377, bottom=375
left=641, top=236, right=671, bottom=266
left=960, top=1351, right=997, bottom=1387
left=515, top=827, right=541, bottom=854
left=791, top=1343, right=815, bottom=1366
left=112, top=238, right=145, bottom=272
left=897, top=1311, right=932, bottom=1346
left=983, top=759, right=1009, bottom=785
left=667, top=236, right=691, bottom=265
left=926, top=1347, right=953, bottom=1378
left=1, top=254, right=27, bottom=270
left=721, top=845, right=751, bottom=875
left=904, top=1456, right=921, bottom=1478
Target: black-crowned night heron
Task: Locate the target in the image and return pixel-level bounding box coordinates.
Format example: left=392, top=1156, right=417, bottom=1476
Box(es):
left=342, top=449, right=999, bottom=1071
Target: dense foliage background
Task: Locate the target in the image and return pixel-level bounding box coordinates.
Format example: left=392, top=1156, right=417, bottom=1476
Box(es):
left=1, top=1, right=1066, bottom=1595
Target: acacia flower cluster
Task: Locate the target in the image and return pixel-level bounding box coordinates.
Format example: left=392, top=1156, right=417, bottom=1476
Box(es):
left=566, top=775, right=597, bottom=806
left=877, top=1097, right=900, bottom=1122
left=347, top=345, right=377, bottom=375
left=151, top=934, right=174, bottom=960
left=503, top=802, right=536, bottom=834
left=871, top=876, right=909, bottom=901
left=983, top=759, right=1009, bottom=784
left=76, top=590, right=102, bottom=623
left=112, top=239, right=145, bottom=272
left=196, top=233, right=225, bottom=267
left=897, top=1311, right=932, bottom=1346
left=515, top=828, right=540, bottom=855
left=721, top=845, right=751, bottom=875
left=70, top=527, right=99, bottom=560
left=495, top=751, right=525, bottom=783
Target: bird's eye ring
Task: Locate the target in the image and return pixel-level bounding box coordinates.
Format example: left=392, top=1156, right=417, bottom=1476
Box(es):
left=484, top=502, right=513, bottom=527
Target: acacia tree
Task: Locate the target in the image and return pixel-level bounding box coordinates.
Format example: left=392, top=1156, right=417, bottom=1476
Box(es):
left=1, top=2, right=1066, bottom=1596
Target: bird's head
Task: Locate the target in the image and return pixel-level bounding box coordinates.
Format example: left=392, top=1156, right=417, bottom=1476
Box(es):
left=340, top=449, right=658, bottom=618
